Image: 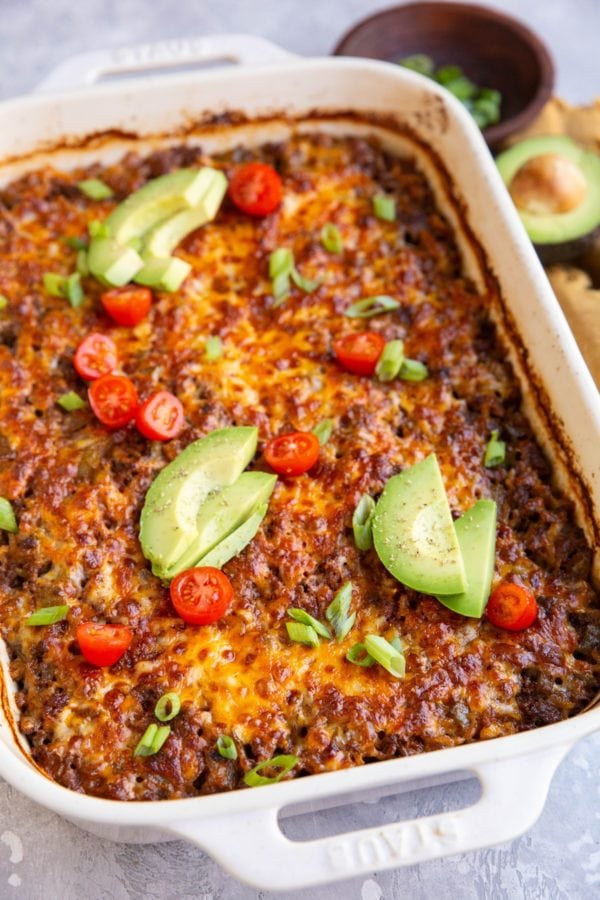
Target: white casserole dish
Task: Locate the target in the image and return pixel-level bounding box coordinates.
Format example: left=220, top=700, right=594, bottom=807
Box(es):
left=0, top=34, right=599, bottom=891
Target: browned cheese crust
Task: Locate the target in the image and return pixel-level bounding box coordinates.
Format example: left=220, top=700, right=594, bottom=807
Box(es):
left=0, top=135, right=598, bottom=800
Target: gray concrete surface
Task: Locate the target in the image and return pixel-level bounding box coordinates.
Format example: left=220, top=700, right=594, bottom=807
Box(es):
left=0, top=1, right=598, bottom=897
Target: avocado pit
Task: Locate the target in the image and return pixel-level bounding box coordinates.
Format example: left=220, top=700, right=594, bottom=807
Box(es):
left=509, top=152, right=587, bottom=216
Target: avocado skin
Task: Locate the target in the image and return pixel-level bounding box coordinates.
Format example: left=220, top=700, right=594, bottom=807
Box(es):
left=372, top=454, right=466, bottom=596
left=496, top=136, right=600, bottom=255
left=140, top=426, right=258, bottom=578
left=436, top=499, right=497, bottom=618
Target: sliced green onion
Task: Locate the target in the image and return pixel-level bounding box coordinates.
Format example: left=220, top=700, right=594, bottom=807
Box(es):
left=287, top=608, right=331, bottom=640
left=290, top=268, right=320, bottom=294
left=217, top=734, right=238, bottom=760
left=66, top=272, right=84, bottom=308
left=88, top=219, right=110, bottom=239
left=272, top=273, right=291, bottom=306
left=364, top=634, right=406, bottom=678
left=57, top=391, right=86, bottom=411
left=390, top=635, right=403, bottom=653
left=399, top=358, right=429, bottom=381
left=154, top=692, right=181, bottom=723
left=435, top=64, right=463, bottom=85
left=244, top=754, right=298, bottom=787
left=345, top=295, right=400, bottom=319
left=269, top=247, right=294, bottom=279
left=286, top=621, right=320, bottom=648
left=0, top=497, right=17, bottom=533
left=320, top=223, right=343, bottom=254
left=352, top=494, right=376, bottom=551
left=376, top=339, right=405, bottom=382
left=43, top=273, right=67, bottom=297
left=398, top=54, right=435, bottom=77
left=76, top=249, right=89, bottom=277
left=346, top=643, right=375, bottom=667
left=77, top=178, right=114, bottom=200
left=25, top=605, right=69, bottom=626
left=205, top=335, right=223, bottom=361
left=0, top=295, right=7, bottom=310
left=484, top=430, right=506, bottom=468
left=373, top=194, right=396, bottom=222
left=134, top=723, right=171, bottom=757
left=325, top=581, right=356, bottom=643
left=65, top=236, right=88, bottom=251
left=312, top=418, right=334, bottom=446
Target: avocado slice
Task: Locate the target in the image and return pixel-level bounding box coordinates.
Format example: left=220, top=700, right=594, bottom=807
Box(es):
left=496, top=136, right=600, bottom=264
left=165, top=471, right=277, bottom=578
left=87, top=237, right=144, bottom=287
left=139, top=426, right=258, bottom=577
left=194, top=503, right=269, bottom=570
left=372, top=454, right=466, bottom=596
left=134, top=256, right=191, bottom=292
left=105, top=168, right=218, bottom=245
left=436, top=499, right=497, bottom=617
left=142, top=171, right=227, bottom=259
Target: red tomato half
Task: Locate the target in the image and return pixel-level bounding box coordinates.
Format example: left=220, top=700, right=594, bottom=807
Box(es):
left=229, top=162, right=282, bottom=217
left=74, top=333, right=118, bottom=381
left=136, top=391, right=184, bottom=441
left=486, top=583, right=538, bottom=632
left=101, top=286, right=153, bottom=326
left=76, top=622, right=132, bottom=666
left=332, top=331, right=386, bottom=376
left=264, top=431, right=321, bottom=477
left=88, top=374, right=139, bottom=429
left=170, top=567, right=234, bottom=625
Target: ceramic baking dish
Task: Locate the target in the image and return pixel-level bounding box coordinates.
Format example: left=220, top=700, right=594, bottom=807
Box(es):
left=0, top=35, right=599, bottom=891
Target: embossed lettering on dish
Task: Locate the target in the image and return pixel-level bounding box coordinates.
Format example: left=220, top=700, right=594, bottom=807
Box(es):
left=327, top=816, right=461, bottom=871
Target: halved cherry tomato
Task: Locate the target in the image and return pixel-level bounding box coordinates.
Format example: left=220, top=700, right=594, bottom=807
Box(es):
left=88, top=373, right=138, bottom=429
left=76, top=622, right=132, bottom=666
left=136, top=391, right=184, bottom=441
left=74, top=333, right=118, bottom=381
left=100, top=286, right=152, bottom=326
left=170, top=567, right=234, bottom=625
left=486, top=583, right=538, bottom=632
left=229, top=162, right=282, bottom=217
left=332, top=331, right=386, bottom=376
left=264, top=431, right=321, bottom=477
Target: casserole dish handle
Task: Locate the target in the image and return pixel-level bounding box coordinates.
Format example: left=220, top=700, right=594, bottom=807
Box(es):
left=168, top=745, right=568, bottom=890
left=35, top=34, right=296, bottom=92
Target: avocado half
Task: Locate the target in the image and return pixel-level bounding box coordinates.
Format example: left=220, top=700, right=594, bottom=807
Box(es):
left=496, top=135, right=600, bottom=265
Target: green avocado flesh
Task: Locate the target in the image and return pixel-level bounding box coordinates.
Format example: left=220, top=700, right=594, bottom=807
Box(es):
left=194, top=503, right=269, bottom=570
left=496, top=135, right=600, bottom=244
left=133, top=256, right=191, bottom=292
left=139, top=426, right=258, bottom=577
left=87, top=237, right=143, bottom=287
left=142, top=172, right=228, bottom=259
left=372, top=454, right=466, bottom=595
left=105, top=168, right=217, bottom=245
left=436, top=499, right=497, bottom=617
left=165, top=471, right=277, bottom=578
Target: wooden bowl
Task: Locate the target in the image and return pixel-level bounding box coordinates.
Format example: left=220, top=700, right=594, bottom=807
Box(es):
left=333, top=2, right=555, bottom=149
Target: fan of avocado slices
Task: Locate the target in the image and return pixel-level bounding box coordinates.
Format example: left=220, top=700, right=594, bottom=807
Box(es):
left=370, top=454, right=497, bottom=618
left=139, top=426, right=276, bottom=580
left=84, top=167, right=228, bottom=291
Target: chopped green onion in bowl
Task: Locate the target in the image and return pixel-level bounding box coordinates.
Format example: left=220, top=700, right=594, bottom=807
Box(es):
left=325, top=582, right=356, bottom=642
left=77, top=178, right=114, bottom=200
left=287, top=608, right=331, bottom=640
left=25, top=605, right=69, bottom=626
left=0, top=497, right=17, bottom=533
left=373, top=194, right=396, bottom=221
left=217, top=734, right=238, bottom=760
left=320, top=223, right=343, bottom=254
left=312, top=418, right=334, bottom=446
left=244, top=754, right=298, bottom=787
left=57, top=391, right=86, bottom=412
left=352, top=494, right=376, bottom=551
left=484, top=429, right=506, bottom=467
left=154, top=692, right=181, bottom=723
left=345, top=295, right=400, bottom=319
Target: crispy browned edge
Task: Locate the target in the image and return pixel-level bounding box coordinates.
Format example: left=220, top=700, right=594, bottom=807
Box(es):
left=0, top=107, right=597, bottom=778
